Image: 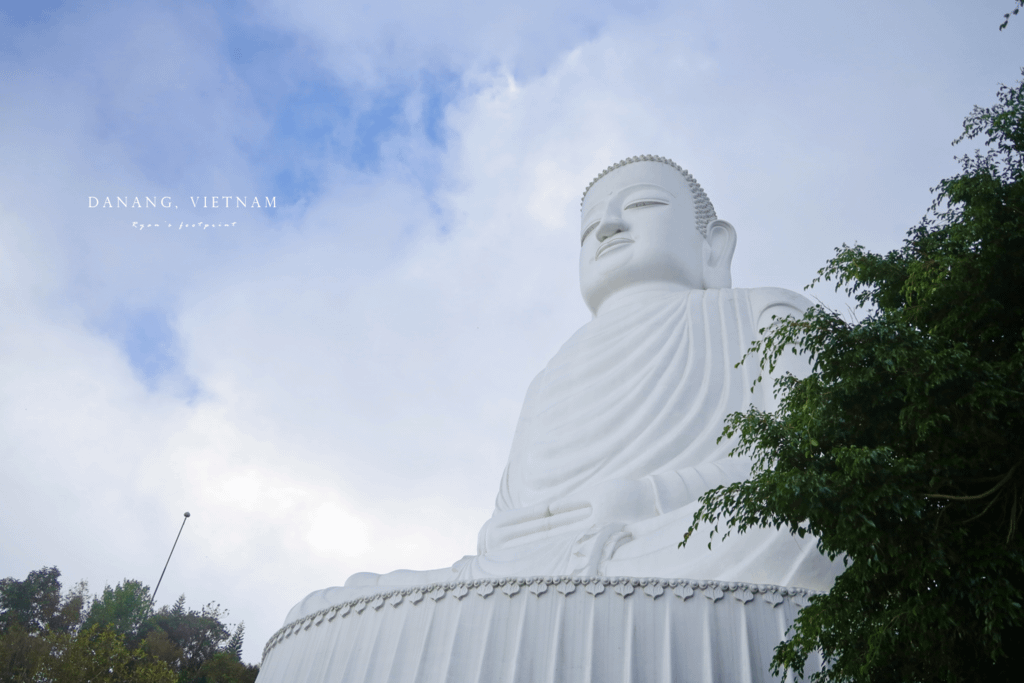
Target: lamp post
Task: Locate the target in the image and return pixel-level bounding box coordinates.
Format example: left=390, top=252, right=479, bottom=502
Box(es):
left=144, top=511, right=191, bottom=619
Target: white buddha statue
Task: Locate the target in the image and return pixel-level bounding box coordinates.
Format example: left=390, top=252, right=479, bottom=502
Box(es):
left=285, top=155, right=842, bottom=623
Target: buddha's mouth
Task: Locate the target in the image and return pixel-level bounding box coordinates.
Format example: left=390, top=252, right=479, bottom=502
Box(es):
left=596, top=236, right=634, bottom=259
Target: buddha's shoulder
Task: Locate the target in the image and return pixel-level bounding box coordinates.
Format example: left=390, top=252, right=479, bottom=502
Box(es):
left=727, top=287, right=812, bottom=331
left=741, top=286, right=811, bottom=313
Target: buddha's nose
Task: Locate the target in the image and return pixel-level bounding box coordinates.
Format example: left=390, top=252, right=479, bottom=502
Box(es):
left=595, top=213, right=627, bottom=242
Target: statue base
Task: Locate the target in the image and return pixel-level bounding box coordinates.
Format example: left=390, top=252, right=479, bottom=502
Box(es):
left=256, top=576, right=822, bottom=682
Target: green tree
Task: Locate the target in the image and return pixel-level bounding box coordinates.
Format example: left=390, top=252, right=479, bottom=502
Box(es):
left=0, top=569, right=257, bottom=682
left=38, top=625, right=176, bottom=683
left=0, top=567, right=88, bottom=681
left=84, top=579, right=152, bottom=649
left=143, top=596, right=256, bottom=683
left=0, top=567, right=86, bottom=636
left=224, top=622, right=245, bottom=661
left=688, top=71, right=1024, bottom=681
left=194, top=650, right=260, bottom=683
left=0, top=624, right=50, bottom=683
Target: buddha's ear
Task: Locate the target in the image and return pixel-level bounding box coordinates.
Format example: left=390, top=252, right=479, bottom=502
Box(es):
left=702, top=219, right=736, bottom=289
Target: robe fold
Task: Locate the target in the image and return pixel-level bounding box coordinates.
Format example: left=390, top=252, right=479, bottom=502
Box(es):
left=460, top=287, right=843, bottom=589
left=284, top=287, right=843, bottom=625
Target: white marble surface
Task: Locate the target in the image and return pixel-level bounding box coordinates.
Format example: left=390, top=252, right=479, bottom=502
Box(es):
left=261, top=576, right=823, bottom=683
left=258, top=157, right=843, bottom=682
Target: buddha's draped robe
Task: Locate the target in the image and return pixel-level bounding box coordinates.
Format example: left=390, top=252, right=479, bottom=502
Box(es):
left=286, top=288, right=842, bottom=623
left=458, top=287, right=842, bottom=589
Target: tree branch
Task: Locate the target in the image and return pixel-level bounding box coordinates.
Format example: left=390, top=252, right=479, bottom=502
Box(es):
left=923, top=463, right=1020, bottom=501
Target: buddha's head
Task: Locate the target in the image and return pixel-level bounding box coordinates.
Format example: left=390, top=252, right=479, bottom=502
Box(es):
left=579, top=156, right=736, bottom=314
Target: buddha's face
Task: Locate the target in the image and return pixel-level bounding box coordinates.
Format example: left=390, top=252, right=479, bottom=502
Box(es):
left=579, top=162, right=705, bottom=313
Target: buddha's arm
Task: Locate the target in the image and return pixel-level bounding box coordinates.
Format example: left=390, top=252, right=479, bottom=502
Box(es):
left=493, top=370, right=547, bottom=513
left=478, top=371, right=554, bottom=553
left=642, top=459, right=755, bottom=514
left=752, top=288, right=813, bottom=413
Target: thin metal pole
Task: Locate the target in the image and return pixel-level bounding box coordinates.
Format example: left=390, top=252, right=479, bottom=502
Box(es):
left=144, top=511, right=190, bottom=619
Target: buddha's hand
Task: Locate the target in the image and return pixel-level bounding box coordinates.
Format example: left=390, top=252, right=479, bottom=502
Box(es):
left=547, top=478, right=658, bottom=531
left=480, top=480, right=657, bottom=553
left=479, top=501, right=560, bottom=553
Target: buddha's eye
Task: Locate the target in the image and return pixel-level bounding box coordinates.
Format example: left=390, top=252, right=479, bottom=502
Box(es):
left=580, top=221, right=600, bottom=245
left=624, top=199, right=668, bottom=210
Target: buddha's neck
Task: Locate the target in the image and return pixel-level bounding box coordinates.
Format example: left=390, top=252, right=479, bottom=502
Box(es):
left=595, top=282, right=694, bottom=318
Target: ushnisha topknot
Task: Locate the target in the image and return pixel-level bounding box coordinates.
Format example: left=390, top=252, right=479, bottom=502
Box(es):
left=581, top=155, right=717, bottom=237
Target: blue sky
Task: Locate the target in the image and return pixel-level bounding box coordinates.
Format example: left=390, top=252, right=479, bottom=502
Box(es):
left=1, top=0, right=1022, bottom=663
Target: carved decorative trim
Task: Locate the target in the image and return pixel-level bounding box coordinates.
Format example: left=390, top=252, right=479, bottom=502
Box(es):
left=262, top=576, right=820, bottom=661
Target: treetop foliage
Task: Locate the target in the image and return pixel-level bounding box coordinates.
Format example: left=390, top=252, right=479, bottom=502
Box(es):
left=84, top=579, right=152, bottom=643
left=0, top=567, right=86, bottom=638
left=0, top=567, right=258, bottom=683
left=687, top=70, right=1024, bottom=681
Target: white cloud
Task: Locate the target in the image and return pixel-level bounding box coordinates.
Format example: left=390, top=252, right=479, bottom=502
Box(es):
left=249, top=0, right=650, bottom=83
